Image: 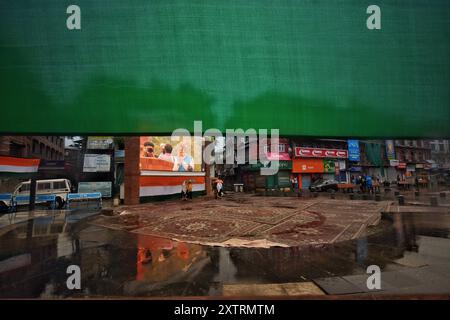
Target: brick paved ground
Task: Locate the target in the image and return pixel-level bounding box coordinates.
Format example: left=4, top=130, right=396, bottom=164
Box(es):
left=92, top=194, right=391, bottom=247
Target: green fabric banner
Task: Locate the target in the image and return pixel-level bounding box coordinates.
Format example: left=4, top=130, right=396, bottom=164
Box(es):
left=1, top=1, right=449, bottom=136
left=365, top=142, right=385, bottom=176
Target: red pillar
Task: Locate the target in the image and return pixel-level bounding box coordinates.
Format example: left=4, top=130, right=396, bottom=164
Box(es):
left=124, top=136, right=140, bottom=205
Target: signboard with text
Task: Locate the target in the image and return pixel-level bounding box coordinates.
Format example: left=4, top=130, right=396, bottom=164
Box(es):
left=87, top=137, right=114, bottom=150
left=323, top=160, right=336, bottom=173
left=347, top=139, right=360, bottom=162
left=294, top=147, right=348, bottom=159
left=83, top=154, right=111, bottom=172
left=292, top=159, right=324, bottom=173
left=78, top=181, right=112, bottom=197
left=389, top=159, right=400, bottom=167
left=385, top=140, right=396, bottom=160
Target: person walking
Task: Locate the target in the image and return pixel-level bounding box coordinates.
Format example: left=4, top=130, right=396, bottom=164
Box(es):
left=360, top=175, right=366, bottom=193
left=186, top=180, right=193, bottom=200
left=212, top=178, right=218, bottom=199
left=216, top=178, right=223, bottom=198
left=366, top=175, right=373, bottom=194
left=375, top=176, right=381, bottom=193
left=181, top=180, right=188, bottom=200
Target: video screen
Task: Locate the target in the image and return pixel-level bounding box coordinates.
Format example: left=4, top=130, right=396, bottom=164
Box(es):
left=140, top=136, right=202, bottom=172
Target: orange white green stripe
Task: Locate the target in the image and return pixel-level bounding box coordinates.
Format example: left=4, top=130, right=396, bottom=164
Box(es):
left=0, top=156, right=40, bottom=173
left=139, top=172, right=205, bottom=197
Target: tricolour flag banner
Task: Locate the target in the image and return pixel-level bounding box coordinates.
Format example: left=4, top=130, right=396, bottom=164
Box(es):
left=0, top=156, right=40, bottom=173
left=140, top=173, right=205, bottom=197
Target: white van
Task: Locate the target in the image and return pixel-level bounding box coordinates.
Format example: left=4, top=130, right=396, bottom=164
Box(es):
left=13, top=179, right=72, bottom=209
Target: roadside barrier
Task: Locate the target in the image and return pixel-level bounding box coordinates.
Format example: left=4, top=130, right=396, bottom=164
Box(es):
left=7, top=194, right=57, bottom=211
left=66, top=192, right=102, bottom=209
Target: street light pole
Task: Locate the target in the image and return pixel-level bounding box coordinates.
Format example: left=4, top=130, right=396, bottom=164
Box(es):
left=29, top=176, right=36, bottom=211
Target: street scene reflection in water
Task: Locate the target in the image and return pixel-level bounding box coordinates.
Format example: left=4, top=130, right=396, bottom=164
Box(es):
left=1, top=209, right=450, bottom=298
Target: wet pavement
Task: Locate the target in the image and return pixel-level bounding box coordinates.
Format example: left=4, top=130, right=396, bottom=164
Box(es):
left=1, top=196, right=450, bottom=298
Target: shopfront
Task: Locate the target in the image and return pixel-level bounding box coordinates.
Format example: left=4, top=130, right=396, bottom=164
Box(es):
left=415, top=163, right=430, bottom=185
left=292, top=158, right=324, bottom=189
left=396, top=162, right=407, bottom=180
left=243, top=160, right=292, bottom=191
left=269, top=161, right=292, bottom=191
left=292, top=147, right=348, bottom=189
left=404, top=164, right=416, bottom=182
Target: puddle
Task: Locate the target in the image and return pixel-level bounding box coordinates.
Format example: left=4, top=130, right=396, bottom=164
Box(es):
left=0, top=210, right=449, bottom=298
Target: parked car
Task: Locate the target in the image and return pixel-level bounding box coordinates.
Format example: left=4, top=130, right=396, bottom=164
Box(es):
left=12, top=178, right=72, bottom=209
left=0, top=195, right=11, bottom=213
left=309, top=179, right=339, bottom=192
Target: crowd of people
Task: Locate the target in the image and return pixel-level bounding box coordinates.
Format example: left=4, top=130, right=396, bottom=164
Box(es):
left=351, top=174, right=382, bottom=194
left=180, top=177, right=224, bottom=201
left=142, top=141, right=195, bottom=172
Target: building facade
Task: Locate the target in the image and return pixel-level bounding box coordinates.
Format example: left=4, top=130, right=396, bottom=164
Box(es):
left=430, top=139, right=450, bottom=170
left=393, top=140, right=432, bottom=182
left=0, top=136, right=65, bottom=160
left=291, top=139, right=348, bottom=189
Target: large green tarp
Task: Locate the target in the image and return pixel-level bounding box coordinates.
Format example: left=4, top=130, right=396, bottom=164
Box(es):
left=1, top=0, right=449, bottom=136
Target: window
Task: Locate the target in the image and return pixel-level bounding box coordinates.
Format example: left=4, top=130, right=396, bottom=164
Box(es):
left=19, top=183, right=30, bottom=192
left=53, top=181, right=67, bottom=189
left=279, top=144, right=286, bottom=152
left=37, top=182, right=51, bottom=190
left=32, top=140, right=38, bottom=153
left=9, top=143, right=24, bottom=157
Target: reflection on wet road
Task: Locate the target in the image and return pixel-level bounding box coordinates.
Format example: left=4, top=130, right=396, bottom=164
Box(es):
left=0, top=210, right=449, bottom=298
